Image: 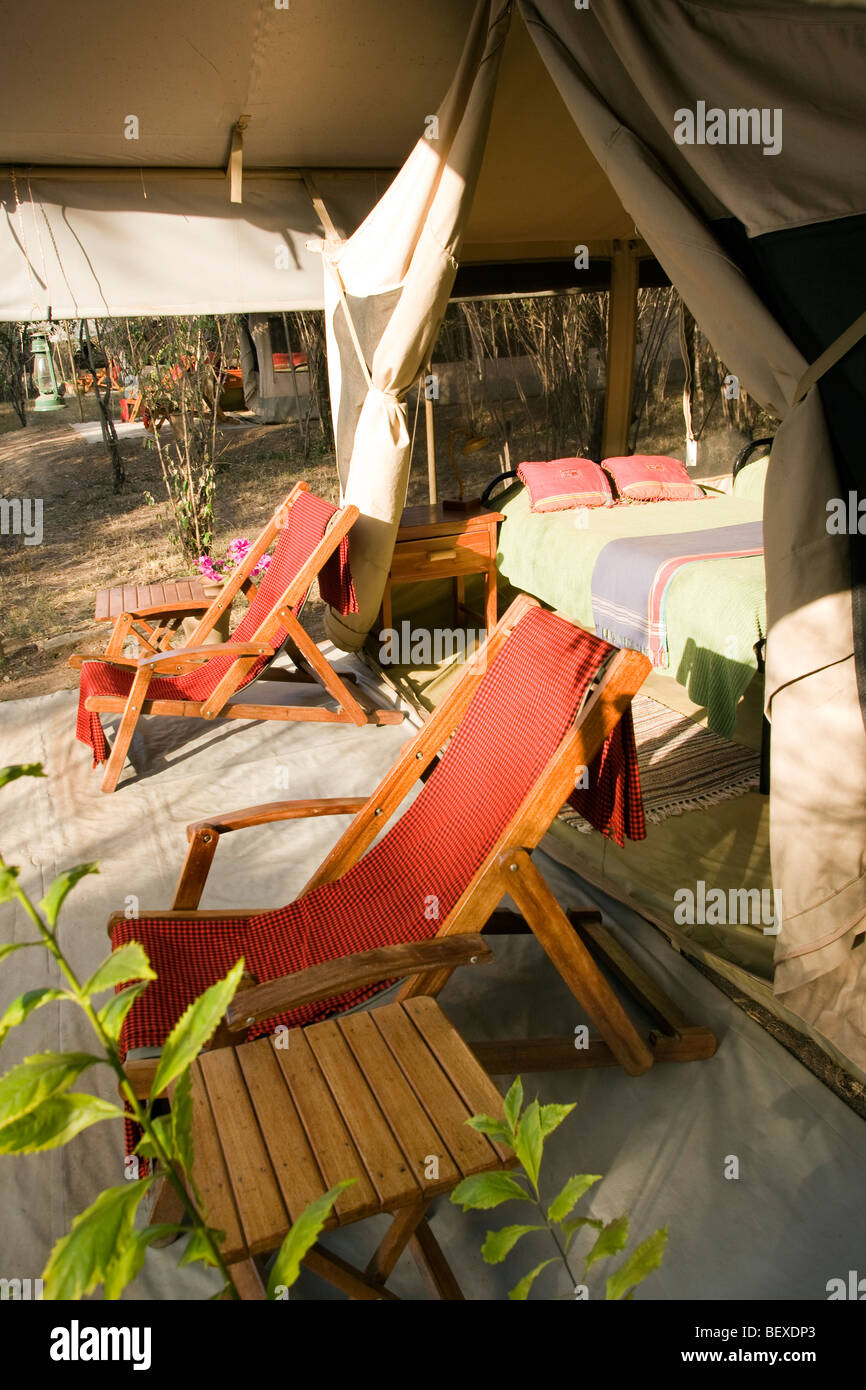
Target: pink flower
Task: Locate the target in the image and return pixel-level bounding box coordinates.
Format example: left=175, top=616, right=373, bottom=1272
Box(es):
left=195, top=555, right=224, bottom=583
left=197, top=537, right=270, bottom=583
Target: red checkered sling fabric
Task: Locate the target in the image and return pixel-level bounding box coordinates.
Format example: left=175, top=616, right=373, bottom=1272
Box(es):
left=567, top=708, right=644, bottom=847
left=113, top=609, right=645, bottom=1076
left=76, top=491, right=357, bottom=766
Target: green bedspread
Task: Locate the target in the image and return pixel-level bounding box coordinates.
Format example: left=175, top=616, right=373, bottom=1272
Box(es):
left=495, top=486, right=766, bottom=738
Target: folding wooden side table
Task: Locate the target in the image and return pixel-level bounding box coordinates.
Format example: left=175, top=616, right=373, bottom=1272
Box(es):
left=187, top=996, right=515, bottom=1301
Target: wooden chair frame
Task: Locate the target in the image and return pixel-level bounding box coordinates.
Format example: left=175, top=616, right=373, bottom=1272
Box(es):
left=75, top=481, right=403, bottom=793
left=114, top=593, right=716, bottom=1100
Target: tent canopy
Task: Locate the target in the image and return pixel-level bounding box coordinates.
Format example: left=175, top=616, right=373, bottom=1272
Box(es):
left=0, top=0, right=631, bottom=319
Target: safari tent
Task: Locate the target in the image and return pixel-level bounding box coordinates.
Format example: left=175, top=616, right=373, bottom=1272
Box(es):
left=1, top=0, right=865, bottom=1306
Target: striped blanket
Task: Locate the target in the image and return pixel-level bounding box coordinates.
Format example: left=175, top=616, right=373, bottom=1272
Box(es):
left=590, top=521, right=764, bottom=668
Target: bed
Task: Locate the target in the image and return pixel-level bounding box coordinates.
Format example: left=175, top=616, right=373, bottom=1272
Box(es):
left=490, top=445, right=769, bottom=738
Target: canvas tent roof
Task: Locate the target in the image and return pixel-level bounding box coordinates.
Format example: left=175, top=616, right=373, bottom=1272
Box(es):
left=0, top=0, right=631, bottom=319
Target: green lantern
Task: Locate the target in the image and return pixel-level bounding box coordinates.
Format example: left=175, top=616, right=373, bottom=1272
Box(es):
left=29, top=330, right=66, bottom=412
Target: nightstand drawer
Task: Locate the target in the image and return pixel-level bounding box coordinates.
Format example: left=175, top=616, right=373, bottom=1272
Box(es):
left=389, top=531, right=493, bottom=582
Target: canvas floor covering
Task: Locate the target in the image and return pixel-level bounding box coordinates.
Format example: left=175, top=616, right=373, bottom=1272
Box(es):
left=0, top=648, right=864, bottom=1302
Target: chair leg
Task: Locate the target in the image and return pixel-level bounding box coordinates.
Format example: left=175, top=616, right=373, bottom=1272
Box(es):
left=503, top=850, right=654, bottom=1077
left=365, top=1196, right=430, bottom=1285
left=283, top=612, right=402, bottom=726
left=100, top=669, right=150, bottom=792
left=100, top=714, right=140, bottom=793
left=282, top=615, right=367, bottom=726
left=145, top=1171, right=188, bottom=1246
left=226, top=1258, right=268, bottom=1300
left=409, top=1219, right=465, bottom=1301
left=105, top=611, right=135, bottom=660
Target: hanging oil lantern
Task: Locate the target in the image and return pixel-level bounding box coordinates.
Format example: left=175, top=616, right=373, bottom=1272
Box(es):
left=29, top=330, right=66, bottom=412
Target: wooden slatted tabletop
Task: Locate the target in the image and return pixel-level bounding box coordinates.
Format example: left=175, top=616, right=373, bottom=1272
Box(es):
left=189, top=998, right=513, bottom=1266
left=94, top=578, right=210, bottom=622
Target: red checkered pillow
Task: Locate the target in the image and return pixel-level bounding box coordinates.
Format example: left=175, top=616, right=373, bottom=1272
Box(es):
left=517, top=458, right=613, bottom=513
left=602, top=455, right=704, bottom=502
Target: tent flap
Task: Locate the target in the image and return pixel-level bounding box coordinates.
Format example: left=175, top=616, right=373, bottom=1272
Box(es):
left=322, top=0, right=511, bottom=648
left=518, top=0, right=866, bottom=1072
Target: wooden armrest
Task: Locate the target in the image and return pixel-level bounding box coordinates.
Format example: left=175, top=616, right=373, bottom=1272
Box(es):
left=186, top=797, right=369, bottom=839
left=173, top=799, right=370, bottom=911
left=70, top=653, right=139, bottom=670
left=137, top=642, right=273, bottom=672
left=225, top=935, right=492, bottom=1031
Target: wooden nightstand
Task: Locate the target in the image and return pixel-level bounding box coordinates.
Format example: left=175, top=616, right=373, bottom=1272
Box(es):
left=381, top=503, right=504, bottom=636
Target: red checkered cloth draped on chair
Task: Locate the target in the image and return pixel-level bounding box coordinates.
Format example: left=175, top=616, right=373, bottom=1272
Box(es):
left=113, top=609, right=644, bottom=1085
left=76, top=491, right=357, bottom=766
left=567, top=710, right=644, bottom=847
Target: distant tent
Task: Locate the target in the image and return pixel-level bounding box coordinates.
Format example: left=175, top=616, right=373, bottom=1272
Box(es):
left=0, top=0, right=864, bottom=1074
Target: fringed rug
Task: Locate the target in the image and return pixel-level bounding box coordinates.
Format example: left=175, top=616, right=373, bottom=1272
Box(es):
left=560, top=694, right=760, bottom=832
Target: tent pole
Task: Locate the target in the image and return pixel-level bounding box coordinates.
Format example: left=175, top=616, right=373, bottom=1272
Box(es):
left=424, top=359, right=437, bottom=504
left=602, top=239, right=639, bottom=457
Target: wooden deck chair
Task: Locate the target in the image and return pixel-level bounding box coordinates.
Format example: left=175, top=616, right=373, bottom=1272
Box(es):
left=72, top=481, right=403, bottom=793
left=114, top=594, right=716, bottom=1129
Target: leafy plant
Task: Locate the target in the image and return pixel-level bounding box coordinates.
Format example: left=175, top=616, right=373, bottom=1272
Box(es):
left=0, top=762, right=351, bottom=1299
left=101, top=316, right=240, bottom=561
left=451, top=1077, right=667, bottom=1300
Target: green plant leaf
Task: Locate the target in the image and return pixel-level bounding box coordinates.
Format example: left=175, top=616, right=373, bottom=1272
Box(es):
left=134, top=1113, right=173, bottom=1160
left=171, top=1067, right=197, bottom=1192
left=547, top=1173, right=602, bottom=1224
left=0, top=1051, right=100, bottom=1127
left=585, top=1213, right=629, bottom=1271
left=606, top=1227, right=668, bottom=1302
left=0, top=987, right=68, bottom=1045
left=508, top=1259, right=557, bottom=1301
left=562, top=1215, right=603, bottom=1251
left=513, top=1100, right=543, bottom=1189
left=539, top=1101, right=575, bottom=1138
left=0, top=863, right=20, bottom=904
left=39, top=864, right=99, bottom=929
left=103, top=1230, right=153, bottom=1300
left=150, top=958, right=245, bottom=1100
left=450, top=1171, right=532, bottom=1211
left=98, top=982, right=149, bottom=1043
left=481, top=1223, right=543, bottom=1265
left=502, top=1076, right=523, bottom=1133
left=0, top=763, right=45, bottom=789
left=266, top=1180, right=356, bottom=1297
left=180, top=1225, right=224, bottom=1270
left=0, top=1093, right=121, bottom=1154
left=466, top=1113, right=513, bottom=1145
left=84, top=942, right=155, bottom=998
left=43, top=1179, right=152, bottom=1300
